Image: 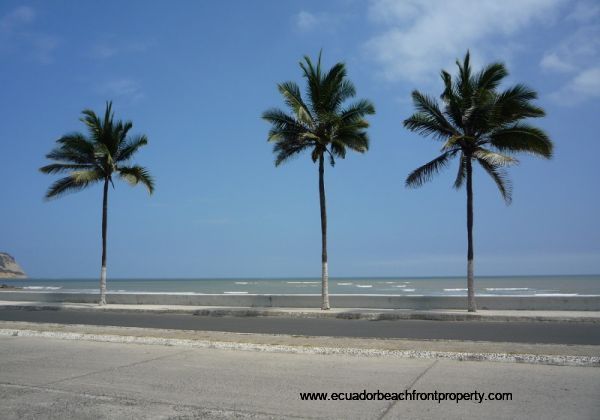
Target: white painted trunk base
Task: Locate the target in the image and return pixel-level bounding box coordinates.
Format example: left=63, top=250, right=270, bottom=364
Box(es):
left=99, top=266, right=107, bottom=305
left=321, top=261, right=330, bottom=310
left=467, top=259, right=476, bottom=312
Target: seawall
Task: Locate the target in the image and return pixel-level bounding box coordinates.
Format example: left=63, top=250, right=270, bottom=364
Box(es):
left=1, top=291, right=599, bottom=310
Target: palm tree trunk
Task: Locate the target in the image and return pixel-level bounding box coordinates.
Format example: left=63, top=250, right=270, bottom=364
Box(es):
left=99, top=177, right=109, bottom=305
left=318, top=154, right=330, bottom=310
left=466, top=157, right=477, bottom=312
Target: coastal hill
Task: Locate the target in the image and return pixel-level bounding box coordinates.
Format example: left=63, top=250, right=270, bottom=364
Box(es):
left=0, top=252, right=26, bottom=279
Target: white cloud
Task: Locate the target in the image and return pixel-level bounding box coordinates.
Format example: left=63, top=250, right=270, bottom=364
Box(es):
left=364, top=0, right=566, bottom=83
left=541, top=5, right=600, bottom=105
left=549, top=66, right=600, bottom=104
left=293, top=10, right=347, bottom=33
left=96, top=79, right=144, bottom=102
left=88, top=39, right=153, bottom=60
left=0, top=6, right=35, bottom=31
left=540, top=53, right=575, bottom=73
left=0, top=6, right=59, bottom=63
left=295, top=11, right=318, bottom=31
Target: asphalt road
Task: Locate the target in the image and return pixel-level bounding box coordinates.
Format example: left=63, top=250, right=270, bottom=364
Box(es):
left=1, top=308, right=599, bottom=345
left=1, top=336, right=599, bottom=419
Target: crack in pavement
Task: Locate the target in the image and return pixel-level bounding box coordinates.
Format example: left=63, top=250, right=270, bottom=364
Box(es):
left=40, top=349, right=193, bottom=387
left=376, top=359, right=439, bottom=420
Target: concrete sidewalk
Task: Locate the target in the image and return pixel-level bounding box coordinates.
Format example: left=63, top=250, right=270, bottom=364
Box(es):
left=1, top=300, right=599, bottom=323
left=2, top=335, right=599, bottom=419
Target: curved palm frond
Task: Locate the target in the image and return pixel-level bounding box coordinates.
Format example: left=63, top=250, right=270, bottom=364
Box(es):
left=117, top=134, right=148, bottom=162
left=473, top=147, right=518, bottom=167
left=46, top=133, right=97, bottom=165
left=474, top=62, right=507, bottom=91
left=40, top=163, right=97, bottom=174
left=340, top=99, right=375, bottom=123
left=406, top=151, right=453, bottom=188
left=477, top=158, right=513, bottom=204
left=277, top=81, right=314, bottom=126
left=453, top=153, right=467, bottom=189
left=118, top=165, right=154, bottom=194
left=44, top=169, right=104, bottom=199
left=489, top=124, right=553, bottom=158
left=490, top=84, right=545, bottom=126
left=405, top=91, right=456, bottom=139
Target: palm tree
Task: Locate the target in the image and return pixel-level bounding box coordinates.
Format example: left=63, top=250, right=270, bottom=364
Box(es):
left=404, top=51, right=553, bottom=312
left=262, top=52, right=375, bottom=310
left=40, top=101, right=154, bottom=305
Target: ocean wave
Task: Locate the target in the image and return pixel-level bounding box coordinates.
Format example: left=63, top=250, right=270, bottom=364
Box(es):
left=287, top=281, right=320, bottom=284
left=23, top=286, right=62, bottom=291
left=534, top=293, right=578, bottom=296
left=356, top=285, right=372, bottom=288
left=485, top=288, right=530, bottom=291
left=337, top=282, right=353, bottom=286
left=395, top=285, right=407, bottom=288
left=444, top=288, right=467, bottom=291
left=234, top=282, right=249, bottom=285
left=223, top=291, right=249, bottom=294
left=403, top=288, right=416, bottom=292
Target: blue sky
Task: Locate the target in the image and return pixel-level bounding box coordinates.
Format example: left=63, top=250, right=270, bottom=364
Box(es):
left=0, top=0, right=598, bottom=278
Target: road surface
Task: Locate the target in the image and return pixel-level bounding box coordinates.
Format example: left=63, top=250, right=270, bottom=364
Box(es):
left=0, top=308, right=599, bottom=344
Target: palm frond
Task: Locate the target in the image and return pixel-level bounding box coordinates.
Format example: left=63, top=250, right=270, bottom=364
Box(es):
left=453, top=153, right=467, bottom=189
left=117, top=134, right=148, bottom=162
left=490, top=84, right=545, bottom=125
left=473, top=147, right=518, bottom=166
left=405, top=91, right=456, bottom=138
left=277, top=81, right=314, bottom=126
left=39, top=163, right=96, bottom=174
left=489, top=124, right=553, bottom=158
left=118, top=165, right=154, bottom=194
left=474, top=62, right=507, bottom=90
left=273, top=139, right=313, bottom=166
left=477, top=158, right=513, bottom=204
left=46, top=133, right=97, bottom=164
left=44, top=170, right=104, bottom=199
left=406, top=152, right=453, bottom=188
left=340, top=99, right=375, bottom=123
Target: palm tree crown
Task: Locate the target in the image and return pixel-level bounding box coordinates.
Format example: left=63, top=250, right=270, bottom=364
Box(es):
left=262, top=52, right=375, bottom=167
left=404, top=51, right=553, bottom=202
left=262, top=52, right=375, bottom=310
left=40, top=101, right=154, bottom=198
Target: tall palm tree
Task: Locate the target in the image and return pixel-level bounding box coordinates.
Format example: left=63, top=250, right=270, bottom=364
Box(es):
left=262, top=52, right=375, bottom=310
left=404, top=51, right=553, bottom=312
left=40, top=101, right=154, bottom=305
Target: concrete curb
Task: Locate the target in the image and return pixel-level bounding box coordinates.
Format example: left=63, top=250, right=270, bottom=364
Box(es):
left=1, top=303, right=600, bottom=323
left=2, top=328, right=598, bottom=367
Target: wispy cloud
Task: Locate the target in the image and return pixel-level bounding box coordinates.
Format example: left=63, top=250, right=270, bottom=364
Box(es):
left=96, top=79, right=144, bottom=102
left=293, top=10, right=347, bottom=33
left=0, top=6, right=35, bottom=31
left=541, top=3, right=600, bottom=105
left=88, top=38, right=153, bottom=60
left=0, top=6, right=59, bottom=64
left=363, top=0, right=565, bottom=84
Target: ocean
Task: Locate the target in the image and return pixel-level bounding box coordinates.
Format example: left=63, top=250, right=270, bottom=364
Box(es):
left=2, top=275, right=599, bottom=296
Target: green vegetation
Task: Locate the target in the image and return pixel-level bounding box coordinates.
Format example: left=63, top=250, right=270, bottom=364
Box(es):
left=262, top=52, right=375, bottom=310
left=404, top=51, right=553, bottom=312
left=40, top=102, right=154, bottom=304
